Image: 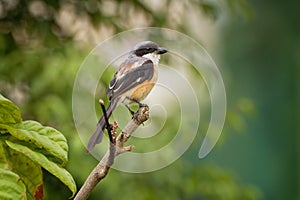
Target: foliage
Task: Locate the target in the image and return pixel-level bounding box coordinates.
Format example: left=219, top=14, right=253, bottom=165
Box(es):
left=0, top=94, right=76, bottom=199
left=0, top=0, right=266, bottom=199
left=95, top=161, right=262, bottom=200
left=0, top=0, right=253, bottom=51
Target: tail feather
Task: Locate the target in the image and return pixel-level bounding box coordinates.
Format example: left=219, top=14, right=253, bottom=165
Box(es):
left=87, top=98, right=119, bottom=152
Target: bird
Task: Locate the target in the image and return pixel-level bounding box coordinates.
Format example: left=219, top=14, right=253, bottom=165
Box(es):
left=87, top=41, right=168, bottom=152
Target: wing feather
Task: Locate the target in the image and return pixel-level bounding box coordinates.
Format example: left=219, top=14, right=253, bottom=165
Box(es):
left=108, top=60, right=154, bottom=100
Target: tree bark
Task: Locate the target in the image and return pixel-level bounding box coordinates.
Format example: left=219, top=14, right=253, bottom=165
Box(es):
left=74, top=105, right=149, bottom=200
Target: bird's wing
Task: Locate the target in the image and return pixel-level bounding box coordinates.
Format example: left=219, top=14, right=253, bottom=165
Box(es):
left=107, top=59, right=154, bottom=99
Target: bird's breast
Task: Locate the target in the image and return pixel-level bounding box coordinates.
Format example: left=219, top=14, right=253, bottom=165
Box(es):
left=130, top=81, right=155, bottom=101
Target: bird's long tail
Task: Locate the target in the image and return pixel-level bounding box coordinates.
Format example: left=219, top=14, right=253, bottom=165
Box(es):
left=87, top=97, right=120, bottom=152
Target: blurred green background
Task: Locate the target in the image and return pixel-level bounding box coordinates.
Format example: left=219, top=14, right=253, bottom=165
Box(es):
left=0, top=0, right=298, bottom=199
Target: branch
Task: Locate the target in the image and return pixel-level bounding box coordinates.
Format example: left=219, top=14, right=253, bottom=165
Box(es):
left=98, top=99, right=113, bottom=143
left=74, top=105, right=149, bottom=200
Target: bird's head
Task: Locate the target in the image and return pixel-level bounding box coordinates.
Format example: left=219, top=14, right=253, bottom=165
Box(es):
left=133, top=41, right=168, bottom=61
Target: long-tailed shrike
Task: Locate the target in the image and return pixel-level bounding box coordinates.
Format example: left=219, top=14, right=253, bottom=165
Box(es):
left=87, top=41, right=168, bottom=152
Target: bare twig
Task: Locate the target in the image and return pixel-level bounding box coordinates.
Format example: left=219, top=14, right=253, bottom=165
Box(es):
left=74, top=105, right=149, bottom=200
left=99, top=99, right=113, bottom=143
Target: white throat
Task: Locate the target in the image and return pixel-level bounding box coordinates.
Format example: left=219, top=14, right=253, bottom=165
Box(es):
left=142, top=53, right=160, bottom=65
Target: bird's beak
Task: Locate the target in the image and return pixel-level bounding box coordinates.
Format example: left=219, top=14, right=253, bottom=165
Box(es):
left=157, top=47, right=168, bottom=54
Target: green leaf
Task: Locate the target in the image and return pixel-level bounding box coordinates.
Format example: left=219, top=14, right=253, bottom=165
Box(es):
left=0, top=168, right=27, bottom=200
left=6, top=141, right=76, bottom=198
left=9, top=148, right=43, bottom=200
left=0, top=94, right=22, bottom=125
left=7, top=120, right=68, bottom=165
left=1, top=139, right=44, bottom=200
left=0, top=139, right=10, bottom=170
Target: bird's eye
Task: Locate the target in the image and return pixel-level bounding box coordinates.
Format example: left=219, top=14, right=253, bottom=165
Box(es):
left=135, top=47, right=155, bottom=56
left=145, top=47, right=155, bottom=53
